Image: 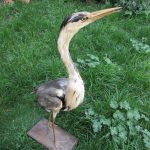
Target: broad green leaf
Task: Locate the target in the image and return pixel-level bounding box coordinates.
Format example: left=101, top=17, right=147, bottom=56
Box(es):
left=135, top=125, right=143, bottom=132
left=143, top=134, right=150, bottom=149
left=141, top=114, right=150, bottom=122
left=113, top=110, right=126, bottom=121
left=77, top=58, right=85, bottom=64
left=127, top=121, right=136, bottom=135
left=127, top=109, right=141, bottom=120
left=119, top=101, right=131, bottom=110
left=92, top=120, right=102, bottom=133
left=104, top=56, right=112, bottom=64
left=87, top=108, right=95, bottom=116
left=110, top=100, right=118, bottom=109
left=100, top=118, right=111, bottom=126
left=87, top=54, right=99, bottom=61
left=110, top=127, right=118, bottom=135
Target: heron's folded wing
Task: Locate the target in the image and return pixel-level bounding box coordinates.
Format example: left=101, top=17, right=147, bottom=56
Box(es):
left=37, top=95, right=63, bottom=110
left=35, top=78, right=69, bottom=109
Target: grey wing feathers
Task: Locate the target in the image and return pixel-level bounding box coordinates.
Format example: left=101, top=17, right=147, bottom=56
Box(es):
left=35, top=78, right=68, bottom=110
left=37, top=95, right=63, bottom=111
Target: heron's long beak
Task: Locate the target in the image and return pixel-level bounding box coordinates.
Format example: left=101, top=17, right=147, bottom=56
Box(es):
left=88, top=7, right=122, bottom=21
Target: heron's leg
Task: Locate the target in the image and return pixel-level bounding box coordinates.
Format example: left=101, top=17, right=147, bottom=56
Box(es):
left=51, top=111, right=56, bottom=144
left=48, top=112, right=52, bottom=128
left=48, top=111, right=57, bottom=149
left=52, top=111, right=59, bottom=150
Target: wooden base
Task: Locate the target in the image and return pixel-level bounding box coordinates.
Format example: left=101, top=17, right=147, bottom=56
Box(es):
left=27, top=119, right=78, bottom=150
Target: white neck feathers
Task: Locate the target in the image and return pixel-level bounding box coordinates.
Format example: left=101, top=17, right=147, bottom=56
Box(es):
left=57, top=28, right=82, bottom=80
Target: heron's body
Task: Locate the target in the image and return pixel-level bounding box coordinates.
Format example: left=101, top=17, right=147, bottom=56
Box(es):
left=35, top=7, right=121, bottom=146
left=36, top=76, right=84, bottom=111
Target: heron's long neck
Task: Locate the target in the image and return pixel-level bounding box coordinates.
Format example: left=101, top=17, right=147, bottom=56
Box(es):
left=57, top=30, right=81, bottom=80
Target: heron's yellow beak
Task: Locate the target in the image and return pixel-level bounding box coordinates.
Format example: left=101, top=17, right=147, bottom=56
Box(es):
left=88, top=7, right=122, bottom=21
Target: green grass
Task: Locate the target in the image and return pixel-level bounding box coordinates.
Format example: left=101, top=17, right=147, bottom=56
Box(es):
left=0, top=0, right=150, bottom=149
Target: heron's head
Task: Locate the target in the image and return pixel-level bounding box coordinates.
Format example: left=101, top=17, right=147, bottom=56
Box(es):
left=59, top=7, right=121, bottom=38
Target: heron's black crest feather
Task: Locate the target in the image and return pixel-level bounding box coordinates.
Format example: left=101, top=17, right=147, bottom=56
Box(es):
left=71, top=14, right=85, bottom=23
left=60, top=14, right=86, bottom=30
left=60, top=15, right=72, bottom=30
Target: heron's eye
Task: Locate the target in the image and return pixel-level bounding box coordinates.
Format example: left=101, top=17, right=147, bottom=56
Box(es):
left=81, top=17, right=88, bottom=22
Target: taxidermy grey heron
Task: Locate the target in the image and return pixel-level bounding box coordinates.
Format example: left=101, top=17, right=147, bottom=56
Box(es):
left=35, top=7, right=121, bottom=145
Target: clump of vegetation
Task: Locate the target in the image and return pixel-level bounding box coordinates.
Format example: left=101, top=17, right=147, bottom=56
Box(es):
left=76, top=54, right=100, bottom=68
left=130, top=37, right=150, bottom=53
left=85, top=101, right=150, bottom=149
left=117, top=0, right=150, bottom=16
left=81, top=0, right=150, bottom=16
